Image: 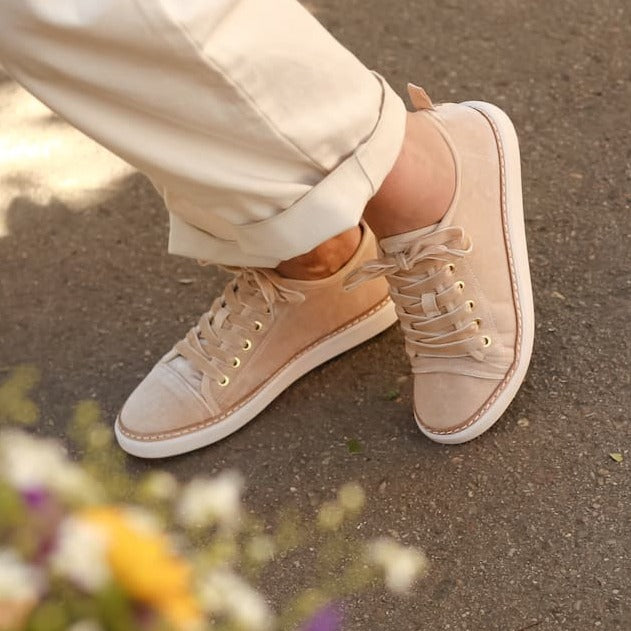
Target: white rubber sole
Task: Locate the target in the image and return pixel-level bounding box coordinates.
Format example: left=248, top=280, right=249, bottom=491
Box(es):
left=416, top=101, right=535, bottom=445
left=115, top=299, right=397, bottom=458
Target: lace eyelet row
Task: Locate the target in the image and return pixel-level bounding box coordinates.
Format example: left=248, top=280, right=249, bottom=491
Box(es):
left=446, top=266, right=492, bottom=351
left=218, top=338, right=254, bottom=386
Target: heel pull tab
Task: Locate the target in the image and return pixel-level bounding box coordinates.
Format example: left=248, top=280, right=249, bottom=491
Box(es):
left=407, top=83, right=435, bottom=111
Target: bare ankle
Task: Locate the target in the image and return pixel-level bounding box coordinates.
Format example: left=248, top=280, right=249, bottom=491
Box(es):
left=275, top=226, right=361, bottom=280
left=363, top=111, right=456, bottom=239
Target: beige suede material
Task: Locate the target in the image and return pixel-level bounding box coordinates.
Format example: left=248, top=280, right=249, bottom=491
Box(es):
left=413, top=373, right=498, bottom=431
left=413, top=104, right=520, bottom=432
left=119, top=364, right=211, bottom=435
left=118, top=227, right=390, bottom=440
left=429, top=104, right=516, bottom=370
left=372, top=101, right=523, bottom=434
left=206, top=256, right=389, bottom=414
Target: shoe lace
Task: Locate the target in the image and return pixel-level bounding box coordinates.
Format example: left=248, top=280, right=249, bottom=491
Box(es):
left=175, top=268, right=304, bottom=384
left=345, top=225, right=489, bottom=362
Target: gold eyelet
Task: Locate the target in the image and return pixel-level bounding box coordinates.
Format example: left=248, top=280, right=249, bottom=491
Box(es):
left=218, top=375, right=230, bottom=387
left=474, top=318, right=482, bottom=328
left=232, top=357, right=241, bottom=368
left=482, top=335, right=492, bottom=347
left=447, top=263, right=456, bottom=272
left=254, top=320, right=263, bottom=331
left=467, top=300, right=475, bottom=310
left=242, top=339, right=252, bottom=351
left=456, top=281, right=465, bottom=291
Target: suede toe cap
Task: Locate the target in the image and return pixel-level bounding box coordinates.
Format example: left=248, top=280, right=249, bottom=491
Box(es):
left=118, top=363, right=211, bottom=439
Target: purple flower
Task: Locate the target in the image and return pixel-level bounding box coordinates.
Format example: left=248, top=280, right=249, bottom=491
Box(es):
left=301, top=604, right=343, bottom=631
left=19, top=488, right=63, bottom=562
left=21, top=487, right=49, bottom=509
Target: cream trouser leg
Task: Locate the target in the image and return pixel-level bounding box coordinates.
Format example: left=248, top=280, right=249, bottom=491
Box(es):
left=0, top=0, right=406, bottom=267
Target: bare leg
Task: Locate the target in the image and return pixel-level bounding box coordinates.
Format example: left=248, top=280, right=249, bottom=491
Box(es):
left=363, top=111, right=455, bottom=238
left=275, top=226, right=361, bottom=280
left=276, top=110, right=455, bottom=279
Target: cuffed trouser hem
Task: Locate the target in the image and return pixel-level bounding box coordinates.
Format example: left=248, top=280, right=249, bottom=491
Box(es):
left=0, top=0, right=408, bottom=268
left=169, top=75, right=407, bottom=267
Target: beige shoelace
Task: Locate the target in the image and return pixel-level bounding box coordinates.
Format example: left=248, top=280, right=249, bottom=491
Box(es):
left=345, top=225, right=491, bottom=363
left=175, top=268, right=304, bottom=386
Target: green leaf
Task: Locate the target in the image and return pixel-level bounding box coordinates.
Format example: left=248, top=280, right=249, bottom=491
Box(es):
left=0, top=364, right=40, bottom=425
left=26, top=601, right=67, bottom=631
left=0, top=481, right=25, bottom=529
left=346, top=439, right=363, bottom=454
left=609, top=452, right=624, bottom=463
left=96, top=583, right=136, bottom=631
left=384, top=389, right=399, bottom=401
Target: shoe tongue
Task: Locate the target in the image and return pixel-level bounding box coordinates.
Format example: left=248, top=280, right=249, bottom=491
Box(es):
left=379, top=222, right=437, bottom=255
left=165, top=299, right=238, bottom=389
left=168, top=354, right=203, bottom=389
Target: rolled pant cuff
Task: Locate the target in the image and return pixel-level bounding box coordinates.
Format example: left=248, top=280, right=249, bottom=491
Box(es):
left=168, top=75, right=407, bottom=268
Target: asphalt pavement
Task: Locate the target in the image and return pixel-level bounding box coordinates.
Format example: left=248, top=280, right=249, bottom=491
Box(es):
left=1, top=1, right=629, bottom=629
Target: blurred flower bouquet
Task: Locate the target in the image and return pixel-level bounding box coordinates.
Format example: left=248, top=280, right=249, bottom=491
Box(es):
left=0, top=366, right=427, bottom=631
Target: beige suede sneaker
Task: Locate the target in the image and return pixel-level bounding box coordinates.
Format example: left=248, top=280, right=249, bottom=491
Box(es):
left=346, top=85, right=534, bottom=444
left=115, top=226, right=396, bottom=458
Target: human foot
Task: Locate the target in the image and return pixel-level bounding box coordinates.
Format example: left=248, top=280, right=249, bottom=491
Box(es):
left=350, top=85, right=534, bottom=443
left=115, top=225, right=396, bottom=458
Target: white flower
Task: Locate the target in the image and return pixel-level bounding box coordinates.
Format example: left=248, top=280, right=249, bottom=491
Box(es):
left=0, top=430, right=99, bottom=503
left=368, top=538, right=428, bottom=594
left=245, top=535, right=275, bottom=564
left=198, top=568, right=274, bottom=631
left=0, top=549, right=41, bottom=602
left=49, top=464, right=99, bottom=504
left=177, top=471, right=244, bottom=529
left=337, top=482, right=366, bottom=513
left=121, top=506, right=161, bottom=534
left=140, top=470, right=179, bottom=502
left=317, top=500, right=345, bottom=531
left=49, top=517, right=111, bottom=592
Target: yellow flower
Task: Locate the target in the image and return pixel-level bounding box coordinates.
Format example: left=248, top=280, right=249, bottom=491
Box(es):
left=80, top=507, right=202, bottom=630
